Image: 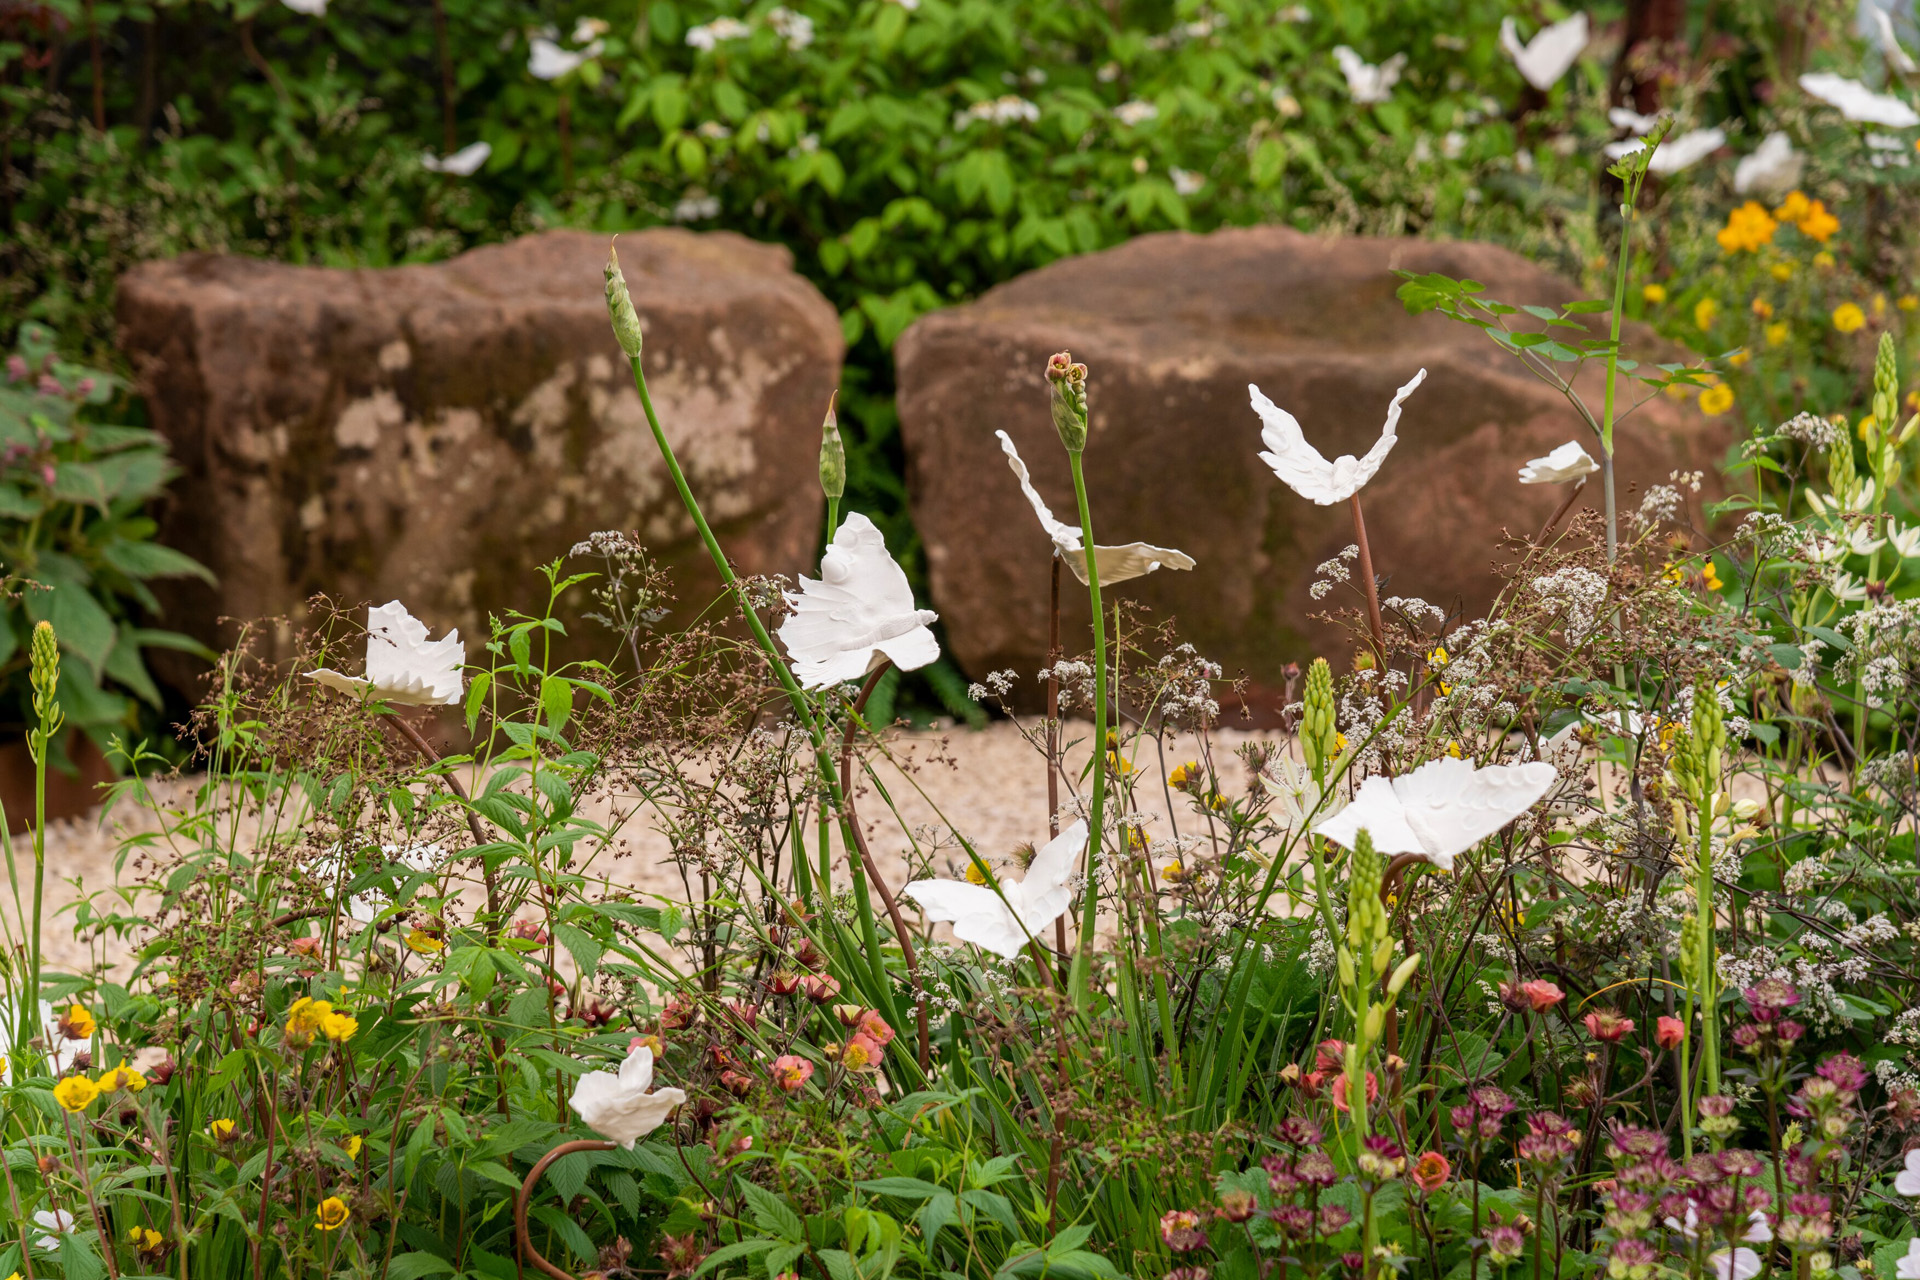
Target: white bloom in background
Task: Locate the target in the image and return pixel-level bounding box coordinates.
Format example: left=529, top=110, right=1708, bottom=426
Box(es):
left=1897, top=1236, right=1920, bottom=1280
left=903, top=820, right=1086, bottom=959
left=886, top=0, right=921, bottom=10
left=1889, top=522, right=1920, bottom=558
left=1313, top=757, right=1558, bottom=872
left=671, top=191, right=721, bottom=221
left=1830, top=569, right=1870, bottom=603
left=1608, top=106, right=1661, bottom=134
left=1169, top=167, right=1204, bottom=195
left=307, top=601, right=465, bottom=706
left=1605, top=127, right=1726, bottom=173
left=953, top=95, right=1040, bottom=130
left=421, top=141, right=492, bottom=176
left=1442, top=129, right=1467, bottom=158
left=685, top=16, right=751, bottom=50
left=1518, top=440, right=1598, bottom=485
left=778, top=513, right=939, bottom=689
left=1333, top=46, right=1406, bottom=104
left=570, top=1045, right=686, bottom=1147
left=529, top=37, right=591, bottom=80
left=696, top=120, right=733, bottom=139
left=32, top=1207, right=76, bottom=1251
left=1895, top=1147, right=1920, bottom=1195
left=1709, top=1250, right=1763, bottom=1280
left=1870, top=132, right=1914, bottom=166
left=1113, top=99, right=1159, bottom=126
left=1277, top=4, right=1309, bottom=19
left=1801, top=72, right=1920, bottom=126
left=1808, top=478, right=1877, bottom=515
left=767, top=7, right=814, bottom=50
left=282, top=0, right=326, bottom=12
left=1499, top=12, right=1588, bottom=91
left=995, top=431, right=1195, bottom=585
left=1872, top=4, right=1919, bottom=73
left=0, top=999, right=87, bottom=1081
left=1250, top=368, right=1427, bottom=505
left=307, top=842, right=446, bottom=924
left=1734, top=132, right=1803, bottom=195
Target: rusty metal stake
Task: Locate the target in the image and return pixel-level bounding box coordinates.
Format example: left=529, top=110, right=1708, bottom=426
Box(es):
left=515, top=1139, right=618, bottom=1280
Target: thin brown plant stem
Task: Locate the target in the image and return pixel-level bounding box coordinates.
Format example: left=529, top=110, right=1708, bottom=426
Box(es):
left=1536, top=477, right=1589, bottom=544
left=515, top=1139, right=617, bottom=1280
left=384, top=713, right=499, bottom=924
left=839, top=661, right=930, bottom=1072
left=63, top=1111, right=118, bottom=1278
left=237, top=19, right=286, bottom=101
left=429, top=0, right=457, bottom=154
left=1048, top=554, right=1067, bottom=984
left=1348, top=493, right=1388, bottom=669
left=0, top=1118, right=39, bottom=1280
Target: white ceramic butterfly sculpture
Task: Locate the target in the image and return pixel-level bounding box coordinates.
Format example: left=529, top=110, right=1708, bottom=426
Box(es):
left=778, top=512, right=940, bottom=690
left=423, top=141, right=493, bottom=176
left=903, top=820, right=1085, bottom=960
left=1250, top=369, right=1427, bottom=506
left=1605, top=127, right=1726, bottom=174
left=1312, top=757, right=1558, bottom=873
left=1607, top=106, right=1661, bottom=136
left=1733, top=132, right=1802, bottom=197
left=1332, top=46, right=1407, bottom=105
left=1799, top=72, right=1920, bottom=128
left=307, top=601, right=465, bottom=705
left=1517, top=440, right=1597, bottom=486
left=1870, top=5, right=1919, bottom=74
left=1499, top=12, right=1588, bottom=92
left=996, top=432, right=1196, bottom=585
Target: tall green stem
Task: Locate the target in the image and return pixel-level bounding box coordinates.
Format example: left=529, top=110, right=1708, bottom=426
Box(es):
left=1599, top=199, right=1631, bottom=564
left=1065, top=451, right=1108, bottom=1010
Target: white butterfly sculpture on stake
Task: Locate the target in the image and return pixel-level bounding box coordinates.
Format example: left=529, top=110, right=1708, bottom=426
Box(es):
left=1312, top=757, right=1558, bottom=873
left=996, top=431, right=1196, bottom=585
left=1332, top=46, right=1406, bottom=105
left=307, top=601, right=465, bottom=706
left=903, top=820, right=1086, bottom=959
left=1499, top=12, right=1588, bottom=92
left=1250, top=369, right=1427, bottom=505
left=778, top=512, right=940, bottom=690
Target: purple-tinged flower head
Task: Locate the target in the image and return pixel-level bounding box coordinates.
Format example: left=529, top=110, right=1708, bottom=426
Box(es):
left=1159, top=1210, right=1209, bottom=1253
left=1786, top=1192, right=1831, bottom=1218
left=1518, top=1130, right=1577, bottom=1171
left=1358, top=1134, right=1406, bottom=1181
left=1339, top=1253, right=1364, bottom=1273
left=1605, top=1122, right=1669, bottom=1163
left=1485, top=1212, right=1528, bottom=1264
left=1264, top=1157, right=1299, bottom=1197
left=1275, top=1116, right=1323, bottom=1147
left=74, top=377, right=94, bottom=397
left=35, top=374, right=61, bottom=398
left=1684, top=1153, right=1726, bottom=1184
left=1604, top=1188, right=1656, bottom=1235
left=1730, top=1024, right=1762, bottom=1052
left=1775, top=1018, right=1805, bottom=1044
left=1317, top=1205, right=1352, bottom=1235
left=1660, top=1189, right=1701, bottom=1226
left=1742, top=979, right=1800, bottom=1022
left=1166, top=1269, right=1211, bottom=1280
left=1216, top=1189, right=1258, bottom=1224
left=1608, top=1236, right=1660, bottom=1280
left=1266, top=1205, right=1313, bottom=1237
left=6, top=355, right=28, bottom=382
left=1528, top=1110, right=1576, bottom=1139
left=1817, top=1052, right=1869, bottom=1094
left=1294, top=1152, right=1339, bottom=1188
left=1699, top=1095, right=1736, bottom=1119
left=1452, top=1085, right=1515, bottom=1143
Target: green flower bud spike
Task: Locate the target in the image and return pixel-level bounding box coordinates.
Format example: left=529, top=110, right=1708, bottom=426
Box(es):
left=605, top=239, right=644, bottom=361
left=1302, top=657, right=1338, bottom=785
left=818, top=392, right=846, bottom=502
left=1046, top=351, right=1089, bottom=453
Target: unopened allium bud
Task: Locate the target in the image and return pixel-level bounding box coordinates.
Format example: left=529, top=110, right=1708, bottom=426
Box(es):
left=818, top=394, right=846, bottom=500
left=605, top=242, right=645, bottom=360
left=1045, top=351, right=1089, bottom=452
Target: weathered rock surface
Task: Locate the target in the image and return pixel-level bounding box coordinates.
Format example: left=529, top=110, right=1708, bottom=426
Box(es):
left=119, top=228, right=841, bottom=675
left=896, top=226, right=1728, bottom=718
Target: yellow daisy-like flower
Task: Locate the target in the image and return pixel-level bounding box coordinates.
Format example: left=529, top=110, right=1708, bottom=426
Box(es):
left=1901, top=294, right=1920, bottom=312
left=1642, top=283, right=1667, bottom=304
left=405, top=932, right=445, bottom=955
left=286, top=996, right=334, bottom=1039
left=1797, top=199, right=1840, bottom=243
left=1766, top=322, right=1789, bottom=346
left=1814, top=251, right=1837, bottom=270
left=127, top=1226, right=163, bottom=1254
left=1702, top=562, right=1724, bottom=592
left=1728, top=350, right=1750, bottom=367
left=1334, top=732, right=1348, bottom=752
left=1769, top=261, right=1795, bottom=282
left=1161, top=861, right=1187, bottom=884
left=963, top=860, right=991, bottom=886
left=1750, top=298, right=1773, bottom=319
left=1694, top=297, right=1720, bottom=330
left=1445, top=740, right=1463, bottom=759
left=1774, top=190, right=1811, bottom=224
left=1716, top=201, right=1778, bottom=254
left=345, top=1135, right=363, bottom=1159
left=52, top=1075, right=98, bottom=1112
left=59, top=1004, right=96, bottom=1040
left=208, top=1118, right=236, bottom=1141
left=320, top=1012, right=359, bottom=1043
left=100, top=1065, right=147, bottom=1093
left=1699, top=384, right=1735, bottom=416
left=1167, top=760, right=1201, bottom=791
left=314, top=1197, right=351, bottom=1231
left=1663, top=563, right=1685, bottom=585
left=1832, top=302, right=1867, bottom=334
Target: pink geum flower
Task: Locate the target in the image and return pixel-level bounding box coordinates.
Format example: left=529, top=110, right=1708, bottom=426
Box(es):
left=1656, top=1016, right=1687, bottom=1049
left=1584, top=1009, right=1635, bottom=1042
left=1330, top=1071, right=1378, bottom=1113
left=1411, top=1151, right=1451, bottom=1193
left=1518, top=979, right=1565, bottom=1011
left=1159, top=1209, right=1209, bottom=1253
left=856, top=1009, right=895, bottom=1047
left=770, top=1056, right=814, bottom=1093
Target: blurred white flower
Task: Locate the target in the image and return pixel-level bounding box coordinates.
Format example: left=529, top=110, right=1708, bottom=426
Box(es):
left=996, top=431, right=1195, bottom=585
left=1808, top=478, right=1877, bottom=515
left=671, top=192, right=721, bottom=221
left=1169, top=167, right=1204, bottom=195
left=1333, top=46, right=1406, bottom=104
left=1897, top=1237, right=1920, bottom=1280
left=32, top=1208, right=76, bottom=1252
left=1313, top=757, right=1558, bottom=873
left=1830, top=570, right=1870, bottom=603
left=1442, top=130, right=1467, bottom=158
left=1277, top=4, right=1309, bottom=19
left=1113, top=99, right=1159, bottom=126
left=0, top=999, right=86, bottom=1082
left=685, top=16, right=751, bottom=50
left=422, top=141, right=492, bottom=176
left=1801, top=72, right=1920, bottom=127
left=1608, top=106, right=1661, bottom=135
left=1518, top=440, right=1598, bottom=485
left=1499, top=12, right=1588, bottom=92
left=1870, top=132, right=1914, bottom=166
left=778, top=513, right=939, bottom=689
left=885, top=0, right=920, bottom=9
left=1605, top=126, right=1725, bottom=173
left=571, top=1045, right=687, bottom=1147
left=1733, top=132, right=1803, bottom=195
left=281, top=0, right=325, bottom=13
left=1250, top=368, right=1427, bottom=504
left=768, top=7, right=814, bottom=50
left=904, top=820, right=1085, bottom=959
left=696, top=121, right=733, bottom=139
left=529, top=36, right=599, bottom=79
left=1889, top=522, right=1920, bottom=558
left=954, top=95, right=1040, bottom=130
left=1871, top=4, right=1919, bottom=73
left=307, top=601, right=465, bottom=706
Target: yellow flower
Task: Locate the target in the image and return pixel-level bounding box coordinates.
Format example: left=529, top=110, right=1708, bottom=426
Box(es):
left=314, top=1197, right=351, bottom=1231
left=1716, top=201, right=1778, bottom=253
left=1445, top=740, right=1463, bottom=759
left=405, top=931, right=445, bottom=955
left=1334, top=732, right=1348, bottom=752
left=1664, top=562, right=1685, bottom=584
left=1860, top=414, right=1878, bottom=440
left=1642, top=283, right=1668, bottom=304
left=1774, top=190, right=1811, bottom=224
left=1750, top=297, right=1774, bottom=319
left=1766, top=322, right=1789, bottom=346
left=1694, top=297, right=1720, bottom=330
left=127, top=1227, right=163, bottom=1254
left=1664, top=381, right=1691, bottom=400
left=52, top=1075, right=98, bottom=1112
left=1167, top=760, right=1201, bottom=791
left=345, top=1135, right=363, bottom=1159
left=59, top=1004, right=96, bottom=1040
left=0, top=1055, right=9, bottom=1080
left=100, top=1065, right=147, bottom=1093
left=1875, top=293, right=1889, bottom=318
left=320, top=1012, right=358, bottom=1043
left=1901, top=294, right=1920, bottom=312
left=1815, top=251, right=1837, bottom=269
left=1161, top=860, right=1187, bottom=884
left=1833, top=302, right=1867, bottom=334
left=1702, top=562, right=1724, bottom=592
left=1728, top=350, right=1750, bottom=367
left=1798, top=199, right=1840, bottom=243
left=287, top=996, right=334, bottom=1038
left=208, top=1118, right=236, bottom=1141
left=1699, top=384, right=1735, bottom=416
left=963, top=860, right=991, bottom=886
left=1769, top=261, right=1795, bottom=282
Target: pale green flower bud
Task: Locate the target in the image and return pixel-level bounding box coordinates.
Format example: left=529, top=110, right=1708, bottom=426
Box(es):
left=1302, top=658, right=1338, bottom=783
left=1336, top=946, right=1355, bottom=988
left=818, top=394, right=846, bottom=501
left=30, top=620, right=58, bottom=705
left=1386, top=952, right=1421, bottom=997
left=605, top=241, right=644, bottom=360
left=1045, top=351, right=1088, bottom=453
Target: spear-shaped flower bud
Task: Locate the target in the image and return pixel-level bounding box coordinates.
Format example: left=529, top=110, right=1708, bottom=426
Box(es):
left=818, top=394, right=846, bottom=500
left=1046, top=351, right=1089, bottom=453
left=605, top=241, right=644, bottom=361
left=1301, top=657, right=1338, bottom=783
left=30, top=619, right=59, bottom=707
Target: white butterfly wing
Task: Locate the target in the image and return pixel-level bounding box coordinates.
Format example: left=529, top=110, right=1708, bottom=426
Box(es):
left=1392, top=758, right=1557, bottom=865
left=1251, top=384, right=1341, bottom=504
left=1009, top=819, right=1086, bottom=930
left=1311, top=775, right=1425, bottom=855
left=876, top=623, right=942, bottom=675
left=996, top=430, right=1083, bottom=556
left=1510, top=13, right=1587, bottom=90
left=1078, top=541, right=1196, bottom=586
left=1873, top=6, right=1918, bottom=73
left=902, top=880, right=1029, bottom=959
left=1346, top=368, right=1426, bottom=491
left=1332, top=45, right=1371, bottom=97
left=779, top=513, right=935, bottom=688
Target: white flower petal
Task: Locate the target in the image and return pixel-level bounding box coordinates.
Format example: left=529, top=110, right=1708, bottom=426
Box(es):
left=777, top=513, right=939, bottom=689
left=1801, top=71, right=1920, bottom=127
left=1518, top=440, right=1598, bottom=485
left=1252, top=369, right=1426, bottom=504
left=1500, top=13, right=1588, bottom=92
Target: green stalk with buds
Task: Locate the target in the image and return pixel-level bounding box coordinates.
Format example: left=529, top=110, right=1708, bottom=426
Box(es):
left=819, top=393, right=845, bottom=544
left=20, top=620, right=62, bottom=1064
left=1671, top=671, right=1728, bottom=1134
left=1854, top=332, right=1916, bottom=757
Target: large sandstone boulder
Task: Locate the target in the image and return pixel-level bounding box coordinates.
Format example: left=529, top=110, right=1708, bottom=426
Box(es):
left=896, top=226, right=1728, bottom=718
left=119, top=228, right=840, bottom=674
